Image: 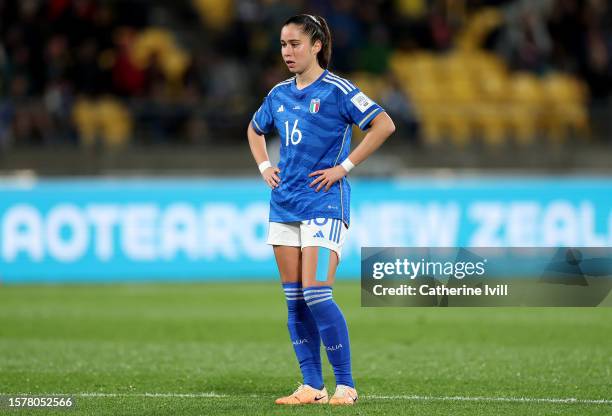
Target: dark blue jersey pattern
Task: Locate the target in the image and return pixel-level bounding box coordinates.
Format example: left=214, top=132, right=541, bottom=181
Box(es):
left=252, top=69, right=384, bottom=226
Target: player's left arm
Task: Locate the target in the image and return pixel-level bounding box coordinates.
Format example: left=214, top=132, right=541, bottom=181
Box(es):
left=309, top=112, right=395, bottom=192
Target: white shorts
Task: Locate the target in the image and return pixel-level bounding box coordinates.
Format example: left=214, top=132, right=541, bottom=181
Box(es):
left=267, top=218, right=349, bottom=260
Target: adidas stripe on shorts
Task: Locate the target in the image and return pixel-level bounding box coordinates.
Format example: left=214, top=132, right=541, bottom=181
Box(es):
left=267, top=218, right=348, bottom=260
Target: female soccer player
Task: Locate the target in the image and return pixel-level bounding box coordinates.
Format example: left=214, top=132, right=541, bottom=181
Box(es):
left=247, top=14, right=395, bottom=405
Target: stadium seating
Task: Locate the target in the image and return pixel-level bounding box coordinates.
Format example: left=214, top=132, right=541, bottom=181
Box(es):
left=2, top=0, right=603, bottom=150
left=383, top=4, right=591, bottom=147
left=192, top=0, right=233, bottom=30
left=388, top=49, right=589, bottom=147
left=542, top=73, right=590, bottom=142
left=72, top=97, right=132, bottom=148
left=131, top=28, right=191, bottom=83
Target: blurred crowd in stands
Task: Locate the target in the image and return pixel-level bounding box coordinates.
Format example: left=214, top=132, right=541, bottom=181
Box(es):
left=0, top=0, right=611, bottom=149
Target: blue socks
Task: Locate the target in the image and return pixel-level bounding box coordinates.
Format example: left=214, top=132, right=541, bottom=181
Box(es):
left=283, top=282, right=323, bottom=389
left=303, top=286, right=354, bottom=388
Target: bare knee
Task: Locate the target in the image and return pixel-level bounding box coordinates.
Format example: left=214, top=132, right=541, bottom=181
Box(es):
left=301, top=246, right=339, bottom=287
left=273, top=245, right=302, bottom=283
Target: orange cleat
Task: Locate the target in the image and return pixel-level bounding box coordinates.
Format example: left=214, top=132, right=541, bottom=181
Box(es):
left=275, top=384, right=329, bottom=405
left=329, top=385, right=358, bottom=405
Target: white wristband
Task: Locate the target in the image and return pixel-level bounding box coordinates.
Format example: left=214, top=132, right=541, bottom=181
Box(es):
left=258, top=160, right=272, bottom=173
left=340, top=158, right=355, bottom=173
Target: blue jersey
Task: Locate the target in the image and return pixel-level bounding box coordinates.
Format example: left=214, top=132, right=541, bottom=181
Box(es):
left=252, top=69, right=384, bottom=226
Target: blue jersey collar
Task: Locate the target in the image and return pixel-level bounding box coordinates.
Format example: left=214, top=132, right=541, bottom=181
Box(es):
left=291, top=69, right=328, bottom=96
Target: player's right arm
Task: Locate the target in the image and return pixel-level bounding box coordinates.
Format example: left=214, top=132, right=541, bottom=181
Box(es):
left=247, top=123, right=281, bottom=189
left=248, top=92, right=281, bottom=189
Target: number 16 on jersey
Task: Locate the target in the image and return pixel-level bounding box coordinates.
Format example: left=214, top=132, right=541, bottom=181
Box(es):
left=284, top=120, right=302, bottom=146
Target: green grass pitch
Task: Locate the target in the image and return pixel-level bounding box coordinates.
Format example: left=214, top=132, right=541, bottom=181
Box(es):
left=1, top=281, right=611, bottom=415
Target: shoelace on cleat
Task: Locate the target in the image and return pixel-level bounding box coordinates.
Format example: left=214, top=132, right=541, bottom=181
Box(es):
left=291, top=383, right=306, bottom=396
left=334, top=386, right=356, bottom=401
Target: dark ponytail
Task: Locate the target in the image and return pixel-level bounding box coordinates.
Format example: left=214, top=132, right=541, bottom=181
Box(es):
left=283, top=14, right=332, bottom=69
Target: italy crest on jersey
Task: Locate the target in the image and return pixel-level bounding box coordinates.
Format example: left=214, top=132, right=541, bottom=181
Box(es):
left=309, top=98, right=320, bottom=113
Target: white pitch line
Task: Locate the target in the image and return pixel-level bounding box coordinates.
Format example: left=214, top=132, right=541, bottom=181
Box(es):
left=79, top=392, right=228, bottom=398
left=367, top=394, right=612, bottom=405
left=1, top=392, right=610, bottom=405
